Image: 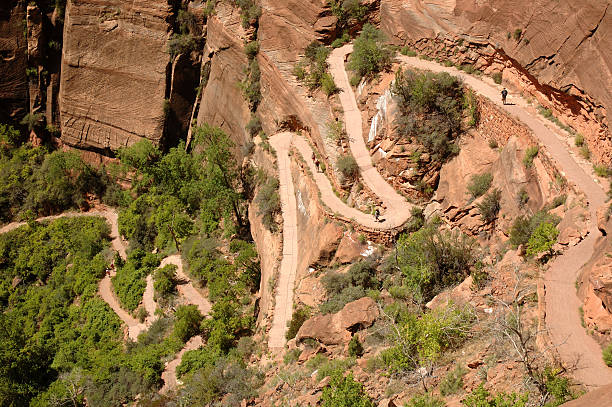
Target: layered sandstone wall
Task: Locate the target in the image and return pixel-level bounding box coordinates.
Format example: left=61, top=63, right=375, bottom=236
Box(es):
left=380, top=0, right=612, bottom=165
left=0, top=1, right=28, bottom=124
left=59, top=0, right=171, bottom=152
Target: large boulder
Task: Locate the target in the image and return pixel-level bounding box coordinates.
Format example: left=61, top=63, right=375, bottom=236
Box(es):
left=296, top=297, right=379, bottom=345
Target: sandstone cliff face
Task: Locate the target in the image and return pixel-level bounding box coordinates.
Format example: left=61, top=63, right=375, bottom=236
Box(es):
left=196, top=3, right=251, bottom=148
left=59, top=0, right=170, bottom=152
left=380, top=0, right=612, bottom=165
left=0, top=1, right=28, bottom=124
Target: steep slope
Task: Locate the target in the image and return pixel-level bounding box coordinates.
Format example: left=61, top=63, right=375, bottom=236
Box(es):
left=0, top=1, right=28, bottom=124
left=380, top=0, right=612, bottom=165
left=59, top=0, right=170, bottom=151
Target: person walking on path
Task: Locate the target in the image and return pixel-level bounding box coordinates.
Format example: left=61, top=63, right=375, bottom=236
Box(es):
left=501, top=88, right=508, bottom=105
left=374, top=208, right=380, bottom=222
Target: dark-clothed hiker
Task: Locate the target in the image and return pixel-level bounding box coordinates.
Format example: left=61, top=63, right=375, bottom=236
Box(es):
left=501, top=88, right=508, bottom=105
left=374, top=208, right=380, bottom=222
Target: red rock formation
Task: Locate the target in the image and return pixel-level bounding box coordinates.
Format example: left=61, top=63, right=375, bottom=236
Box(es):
left=0, top=1, right=28, bottom=124
left=380, top=0, right=612, bottom=165
left=59, top=0, right=170, bottom=151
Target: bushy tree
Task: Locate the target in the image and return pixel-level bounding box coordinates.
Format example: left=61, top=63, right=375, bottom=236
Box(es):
left=396, top=224, right=477, bottom=303
left=526, top=222, right=558, bottom=257
left=320, top=372, right=374, bottom=407
left=154, top=264, right=178, bottom=298
left=348, top=24, right=392, bottom=79
left=393, top=69, right=465, bottom=161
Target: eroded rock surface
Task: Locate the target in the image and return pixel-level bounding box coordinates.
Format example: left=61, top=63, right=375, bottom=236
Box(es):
left=0, top=1, right=28, bottom=123
left=59, top=0, right=170, bottom=151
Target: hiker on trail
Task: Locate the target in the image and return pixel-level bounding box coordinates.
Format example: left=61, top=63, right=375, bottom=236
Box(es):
left=501, top=88, right=508, bottom=105
left=374, top=208, right=380, bottom=222
left=314, top=157, right=320, bottom=172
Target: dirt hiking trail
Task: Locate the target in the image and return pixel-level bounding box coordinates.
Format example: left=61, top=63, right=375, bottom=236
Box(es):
left=267, top=44, right=612, bottom=389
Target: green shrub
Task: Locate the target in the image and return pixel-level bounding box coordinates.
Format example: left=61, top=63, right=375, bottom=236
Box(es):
left=526, top=222, right=559, bottom=257
left=168, top=34, right=199, bottom=58
left=381, top=305, right=474, bottom=372
left=396, top=224, right=477, bottom=302
left=245, top=114, right=262, bottom=136
left=574, top=133, right=584, bottom=147
left=523, top=146, right=539, bottom=168
left=286, top=306, right=310, bottom=340
left=173, top=304, right=203, bottom=343
left=517, top=188, right=529, bottom=208
left=244, top=40, right=259, bottom=60
left=153, top=264, right=178, bottom=298
left=579, top=145, right=590, bottom=160
left=348, top=24, right=392, bottom=79
left=400, top=46, right=417, bottom=57
left=112, top=249, right=160, bottom=311
left=240, top=59, right=261, bottom=111
left=337, top=154, right=359, bottom=181
left=464, top=384, right=527, bottom=407
left=348, top=335, right=364, bottom=357
left=321, top=73, right=339, bottom=96
left=389, top=285, right=411, bottom=300
left=513, top=28, right=522, bottom=41
left=488, top=139, right=499, bottom=149
left=327, top=119, right=345, bottom=141
left=550, top=194, right=567, bottom=209
left=331, top=32, right=350, bottom=48
left=255, top=175, right=280, bottom=232
left=467, top=173, right=493, bottom=199
left=477, top=188, right=502, bottom=223
left=393, top=68, right=465, bottom=161
left=406, top=394, right=446, bottom=407
left=594, top=165, right=612, bottom=178
left=320, top=286, right=366, bottom=314
left=320, top=372, right=374, bottom=407
left=491, top=71, right=502, bottom=84
left=603, top=343, right=612, bottom=367
left=284, top=348, right=301, bottom=365
left=509, top=210, right=560, bottom=248
left=440, top=365, right=467, bottom=396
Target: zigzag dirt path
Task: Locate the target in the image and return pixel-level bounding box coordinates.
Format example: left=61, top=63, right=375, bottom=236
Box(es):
left=0, top=209, right=210, bottom=391
left=393, top=52, right=611, bottom=388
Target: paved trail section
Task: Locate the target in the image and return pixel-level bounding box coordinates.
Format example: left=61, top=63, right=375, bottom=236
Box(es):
left=394, top=53, right=611, bottom=388
left=268, top=134, right=299, bottom=350
left=267, top=44, right=611, bottom=388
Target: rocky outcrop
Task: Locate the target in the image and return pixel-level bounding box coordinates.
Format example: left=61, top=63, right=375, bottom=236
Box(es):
left=296, top=297, right=379, bottom=345
left=197, top=3, right=251, bottom=148
left=579, top=216, right=612, bottom=338
left=59, top=0, right=170, bottom=151
left=380, top=0, right=612, bottom=165
left=0, top=1, right=28, bottom=124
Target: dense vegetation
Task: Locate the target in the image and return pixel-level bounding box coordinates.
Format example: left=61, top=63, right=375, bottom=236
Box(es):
left=0, top=217, right=186, bottom=406
left=0, top=124, right=114, bottom=224
left=393, top=68, right=472, bottom=162
left=396, top=222, right=478, bottom=303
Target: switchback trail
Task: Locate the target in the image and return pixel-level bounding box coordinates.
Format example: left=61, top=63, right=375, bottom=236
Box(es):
left=0, top=210, right=211, bottom=390
left=267, top=43, right=612, bottom=389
